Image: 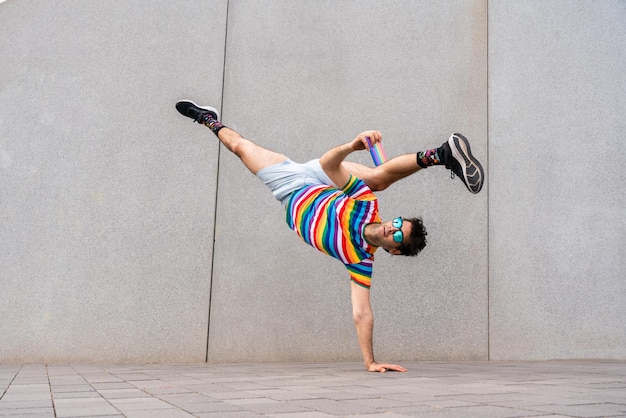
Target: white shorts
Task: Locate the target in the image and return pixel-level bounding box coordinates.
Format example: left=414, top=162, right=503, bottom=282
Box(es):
left=256, top=159, right=337, bottom=207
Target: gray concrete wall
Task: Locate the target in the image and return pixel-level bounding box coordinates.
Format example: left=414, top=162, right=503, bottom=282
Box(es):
left=0, top=0, right=226, bottom=362
left=488, top=0, right=626, bottom=360
left=0, top=0, right=623, bottom=364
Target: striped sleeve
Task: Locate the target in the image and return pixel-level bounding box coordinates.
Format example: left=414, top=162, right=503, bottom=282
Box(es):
left=345, top=259, right=373, bottom=289
left=342, top=174, right=376, bottom=201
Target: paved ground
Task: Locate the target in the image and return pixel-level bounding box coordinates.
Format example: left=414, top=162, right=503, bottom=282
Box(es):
left=0, top=361, right=625, bottom=417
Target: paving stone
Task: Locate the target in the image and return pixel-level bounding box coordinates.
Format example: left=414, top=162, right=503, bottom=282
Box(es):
left=0, top=409, right=56, bottom=417
left=346, top=414, right=423, bottom=418
left=267, top=412, right=337, bottom=418
left=221, top=381, right=275, bottom=391
left=342, top=396, right=415, bottom=409
left=155, top=392, right=213, bottom=404
left=424, top=404, right=541, bottom=417
left=122, top=410, right=194, bottom=418
left=173, top=400, right=249, bottom=414
left=383, top=392, right=438, bottom=403
left=227, top=398, right=311, bottom=414
left=108, top=397, right=174, bottom=411
left=52, top=390, right=102, bottom=399
left=80, top=374, right=124, bottom=384
left=154, top=392, right=247, bottom=413
left=97, top=388, right=153, bottom=399
left=1, top=391, right=52, bottom=402
left=419, top=399, right=488, bottom=409
left=293, top=398, right=379, bottom=415
left=246, top=389, right=320, bottom=401
left=126, top=380, right=171, bottom=389
left=54, top=397, right=120, bottom=417
left=200, top=388, right=266, bottom=401
left=143, top=386, right=194, bottom=395
left=51, top=384, right=96, bottom=394
left=91, top=382, right=136, bottom=390
left=525, top=402, right=626, bottom=417
left=196, top=411, right=263, bottom=418
left=371, top=403, right=442, bottom=416
left=48, top=377, right=87, bottom=386
left=276, top=385, right=334, bottom=394
left=0, top=400, right=52, bottom=409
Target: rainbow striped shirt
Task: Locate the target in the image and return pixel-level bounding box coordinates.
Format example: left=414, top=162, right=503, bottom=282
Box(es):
left=285, top=175, right=380, bottom=289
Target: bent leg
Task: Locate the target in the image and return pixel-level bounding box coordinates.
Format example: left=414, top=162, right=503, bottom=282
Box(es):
left=342, top=154, right=421, bottom=191
left=217, top=127, right=287, bottom=174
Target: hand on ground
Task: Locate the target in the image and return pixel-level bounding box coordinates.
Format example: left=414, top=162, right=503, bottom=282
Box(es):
left=367, top=362, right=407, bottom=373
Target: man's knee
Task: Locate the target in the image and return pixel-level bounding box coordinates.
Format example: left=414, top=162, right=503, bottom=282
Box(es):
left=230, top=140, right=249, bottom=159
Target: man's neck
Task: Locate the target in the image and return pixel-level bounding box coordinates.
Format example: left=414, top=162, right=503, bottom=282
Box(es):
left=363, top=223, right=379, bottom=247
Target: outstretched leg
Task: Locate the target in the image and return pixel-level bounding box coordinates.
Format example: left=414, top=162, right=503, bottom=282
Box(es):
left=176, top=101, right=286, bottom=174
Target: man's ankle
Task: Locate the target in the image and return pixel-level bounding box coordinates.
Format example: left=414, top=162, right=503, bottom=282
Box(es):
left=416, top=144, right=446, bottom=168
left=203, top=117, right=225, bottom=136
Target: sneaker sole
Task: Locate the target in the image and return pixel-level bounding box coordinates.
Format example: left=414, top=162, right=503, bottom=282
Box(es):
left=448, top=133, right=484, bottom=194
left=177, top=100, right=220, bottom=121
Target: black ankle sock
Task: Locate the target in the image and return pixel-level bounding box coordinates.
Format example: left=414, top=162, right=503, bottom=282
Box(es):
left=202, top=116, right=225, bottom=136
left=416, top=145, right=445, bottom=168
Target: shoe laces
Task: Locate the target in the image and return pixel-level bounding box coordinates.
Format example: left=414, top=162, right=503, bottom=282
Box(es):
left=446, top=160, right=462, bottom=180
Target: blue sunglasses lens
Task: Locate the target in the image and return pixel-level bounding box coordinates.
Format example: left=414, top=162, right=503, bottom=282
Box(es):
left=392, top=217, right=403, bottom=243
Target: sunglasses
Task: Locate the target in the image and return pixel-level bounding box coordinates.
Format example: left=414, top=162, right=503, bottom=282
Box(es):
left=392, top=217, right=404, bottom=243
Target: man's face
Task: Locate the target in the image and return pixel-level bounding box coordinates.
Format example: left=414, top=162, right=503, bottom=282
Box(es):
left=379, top=217, right=412, bottom=254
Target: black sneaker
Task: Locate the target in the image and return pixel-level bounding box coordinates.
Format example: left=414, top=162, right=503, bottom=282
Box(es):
left=175, top=100, right=219, bottom=124
left=443, top=133, right=484, bottom=194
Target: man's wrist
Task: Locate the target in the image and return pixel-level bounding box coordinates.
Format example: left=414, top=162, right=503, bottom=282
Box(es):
left=343, top=141, right=357, bottom=154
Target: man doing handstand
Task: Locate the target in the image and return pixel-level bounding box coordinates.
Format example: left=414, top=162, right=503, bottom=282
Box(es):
left=176, top=100, right=484, bottom=372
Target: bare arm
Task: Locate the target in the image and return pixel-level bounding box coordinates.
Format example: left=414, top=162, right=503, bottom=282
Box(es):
left=350, top=281, right=407, bottom=373
left=319, top=131, right=382, bottom=188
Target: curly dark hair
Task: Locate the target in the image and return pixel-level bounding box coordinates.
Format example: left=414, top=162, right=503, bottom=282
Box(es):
left=397, top=217, right=427, bottom=257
